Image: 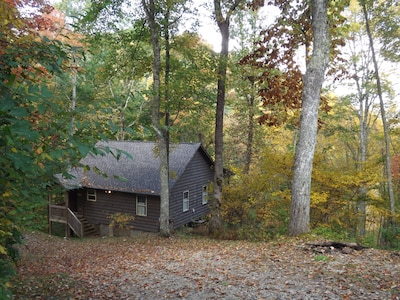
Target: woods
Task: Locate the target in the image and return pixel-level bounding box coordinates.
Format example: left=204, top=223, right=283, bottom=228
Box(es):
left=1, top=0, right=400, bottom=297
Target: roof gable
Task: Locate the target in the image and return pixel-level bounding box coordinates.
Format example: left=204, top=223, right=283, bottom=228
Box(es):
left=58, top=141, right=213, bottom=195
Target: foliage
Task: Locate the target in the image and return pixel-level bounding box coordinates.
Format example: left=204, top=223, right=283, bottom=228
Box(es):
left=369, top=0, right=400, bottom=62
left=107, top=212, right=135, bottom=229
left=380, top=221, right=400, bottom=250
left=241, top=0, right=349, bottom=127
left=311, top=226, right=350, bottom=241
left=314, top=254, right=330, bottom=262
left=221, top=143, right=293, bottom=240
left=0, top=0, right=102, bottom=295
left=82, top=27, right=154, bottom=141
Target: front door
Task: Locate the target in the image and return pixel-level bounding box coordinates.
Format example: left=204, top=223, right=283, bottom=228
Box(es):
left=68, top=190, right=78, bottom=212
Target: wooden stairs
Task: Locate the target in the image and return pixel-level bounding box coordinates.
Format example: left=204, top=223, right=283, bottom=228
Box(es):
left=75, top=214, right=98, bottom=237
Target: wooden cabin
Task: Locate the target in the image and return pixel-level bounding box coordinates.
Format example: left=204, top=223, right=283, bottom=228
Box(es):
left=50, top=141, right=214, bottom=237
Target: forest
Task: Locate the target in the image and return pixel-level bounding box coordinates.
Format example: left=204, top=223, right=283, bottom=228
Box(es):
left=1, top=0, right=400, bottom=297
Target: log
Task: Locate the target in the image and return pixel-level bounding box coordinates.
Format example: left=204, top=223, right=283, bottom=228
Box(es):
left=306, top=241, right=366, bottom=251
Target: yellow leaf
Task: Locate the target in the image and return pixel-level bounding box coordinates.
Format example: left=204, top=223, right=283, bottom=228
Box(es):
left=2, top=191, right=12, bottom=198
left=35, top=147, right=43, bottom=155
left=0, top=245, right=7, bottom=255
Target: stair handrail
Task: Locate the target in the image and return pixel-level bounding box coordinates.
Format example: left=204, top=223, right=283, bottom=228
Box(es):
left=67, top=208, right=83, bottom=238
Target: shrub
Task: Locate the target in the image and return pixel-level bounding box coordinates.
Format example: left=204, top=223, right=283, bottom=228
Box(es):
left=380, top=223, right=400, bottom=250
left=311, top=225, right=349, bottom=241
left=107, top=213, right=135, bottom=230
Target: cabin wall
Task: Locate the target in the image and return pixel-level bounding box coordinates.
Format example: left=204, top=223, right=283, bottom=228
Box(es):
left=169, top=150, right=213, bottom=229
left=76, top=189, right=160, bottom=233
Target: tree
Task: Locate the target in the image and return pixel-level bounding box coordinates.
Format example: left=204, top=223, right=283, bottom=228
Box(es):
left=0, top=1, right=100, bottom=296
left=311, top=96, right=383, bottom=237
left=227, top=8, right=266, bottom=174
left=84, top=27, right=153, bottom=140
left=289, top=0, right=330, bottom=236
left=340, top=2, right=382, bottom=238
left=371, top=0, right=400, bottom=63
left=208, top=0, right=244, bottom=235
left=142, top=0, right=171, bottom=237
left=165, top=32, right=217, bottom=145
left=360, top=0, right=395, bottom=217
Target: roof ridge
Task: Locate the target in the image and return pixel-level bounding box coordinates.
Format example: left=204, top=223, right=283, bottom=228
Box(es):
left=100, top=140, right=200, bottom=145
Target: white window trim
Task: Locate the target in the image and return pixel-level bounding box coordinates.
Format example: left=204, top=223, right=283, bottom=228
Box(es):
left=136, top=195, right=147, bottom=216
left=87, top=189, right=96, bottom=202
left=183, top=190, right=189, bottom=212
left=202, top=185, right=208, bottom=205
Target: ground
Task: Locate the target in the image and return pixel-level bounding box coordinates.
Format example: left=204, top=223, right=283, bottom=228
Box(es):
left=11, top=231, right=400, bottom=300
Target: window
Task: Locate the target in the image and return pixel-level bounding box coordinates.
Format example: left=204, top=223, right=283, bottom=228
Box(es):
left=202, top=185, right=208, bottom=205
left=87, top=189, right=96, bottom=202
left=183, top=191, right=189, bottom=212
left=136, top=195, right=147, bottom=216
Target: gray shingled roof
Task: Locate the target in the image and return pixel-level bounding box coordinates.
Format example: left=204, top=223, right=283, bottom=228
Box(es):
left=58, top=141, right=213, bottom=195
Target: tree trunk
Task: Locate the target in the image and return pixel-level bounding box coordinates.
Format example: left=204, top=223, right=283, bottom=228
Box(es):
left=208, top=0, right=242, bottom=235
left=361, top=0, right=395, bottom=216
left=244, top=93, right=255, bottom=174
left=70, top=65, right=77, bottom=136
left=289, top=0, right=330, bottom=236
left=142, top=0, right=170, bottom=237
left=355, top=56, right=368, bottom=238
left=209, top=19, right=229, bottom=235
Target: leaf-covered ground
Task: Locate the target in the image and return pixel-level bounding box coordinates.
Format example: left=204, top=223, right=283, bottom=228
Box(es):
left=11, top=231, right=400, bottom=299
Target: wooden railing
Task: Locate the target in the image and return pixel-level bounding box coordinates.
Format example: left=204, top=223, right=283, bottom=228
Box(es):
left=49, top=205, right=67, bottom=223
left=49, top=205, right=83, bottom=238
left=67, top=208, right=83, bottom=238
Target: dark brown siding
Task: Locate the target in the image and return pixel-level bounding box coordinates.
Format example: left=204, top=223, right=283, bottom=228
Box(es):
left=70, top=147, right=212, bottom=232
left=169, top=150, right=213, bottom=228
left=78, top=189, right=160, bottom=232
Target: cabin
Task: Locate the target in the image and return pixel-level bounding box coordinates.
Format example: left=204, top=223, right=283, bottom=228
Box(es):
left=50, top=141, right=214, bottom=237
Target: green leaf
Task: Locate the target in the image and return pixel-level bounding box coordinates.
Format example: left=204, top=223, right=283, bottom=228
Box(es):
left=9, top=107, right=28, bottom=117
left=78, top=145, right=90, bottom=157
left=6, top=74, right=16, bottom=86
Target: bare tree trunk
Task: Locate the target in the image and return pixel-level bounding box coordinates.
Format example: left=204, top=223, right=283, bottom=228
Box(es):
left=289, top=0, right=330, bottom=236
left=69, top=66, right=77, bottom=136
left=354, top=54, right=369, bottom=238
left=244, top=93, right=255, bottom=174
left=142, top=0, right=170, bottom=237
left=208, top=0, right=242, bottom=235
left=361, top=0, right=395, bottom=216
left=209, top=19, right=228, bottom=234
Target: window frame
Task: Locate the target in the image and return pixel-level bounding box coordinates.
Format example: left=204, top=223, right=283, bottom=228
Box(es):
left=136, top=195, right=147, bottom=217
left=202, top=185, right=208, bottom=205
left=183, top=190, right=189, bottom=212
left=87, top=189, right=96, bottom=202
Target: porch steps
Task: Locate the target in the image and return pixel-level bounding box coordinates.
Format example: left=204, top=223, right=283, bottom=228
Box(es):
left=75, top=214, right=98, bottom=237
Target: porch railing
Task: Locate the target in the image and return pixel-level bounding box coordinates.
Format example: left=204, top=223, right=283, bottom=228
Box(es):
left=49, top=205, right=67, bottom=223
left=49, top=205, right=83, bottom=238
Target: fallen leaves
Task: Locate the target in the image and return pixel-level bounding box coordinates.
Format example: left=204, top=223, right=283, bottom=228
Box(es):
left=10, top=232, right=400, bottom=299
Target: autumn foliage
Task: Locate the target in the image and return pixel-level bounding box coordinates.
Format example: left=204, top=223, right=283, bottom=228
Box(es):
left=240, top=0, right=348, bottom=127
left=0, top=1, right=91, bottom=297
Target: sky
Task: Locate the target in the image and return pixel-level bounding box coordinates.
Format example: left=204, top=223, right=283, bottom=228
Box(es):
left=196, top=3, right=280, bottom=52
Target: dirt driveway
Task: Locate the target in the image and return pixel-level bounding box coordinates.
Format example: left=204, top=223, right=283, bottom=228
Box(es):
left=12, top=232, right=400, bottom=299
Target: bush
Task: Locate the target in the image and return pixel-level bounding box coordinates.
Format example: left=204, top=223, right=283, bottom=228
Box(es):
left=311, top=225, right=349, bottom=241
left=107, top=213, right=135, bottom=236
left=0, top=224, right=23, bottom=298
left=380, top=223, right=400, bottom=250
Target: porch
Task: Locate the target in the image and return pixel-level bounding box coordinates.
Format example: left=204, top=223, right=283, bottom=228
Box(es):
left=48, top=204, right=97, bottom=238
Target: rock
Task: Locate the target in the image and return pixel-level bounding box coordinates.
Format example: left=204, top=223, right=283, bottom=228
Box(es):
left=342, top=246, right=352, bottom=254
